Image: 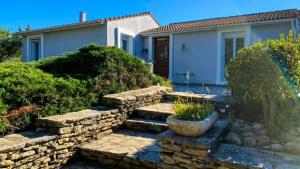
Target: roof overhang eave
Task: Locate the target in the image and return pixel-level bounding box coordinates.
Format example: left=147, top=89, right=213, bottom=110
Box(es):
left=140, top=18, right=294, bottom=36
left=16, top=21, right=106, bottom=36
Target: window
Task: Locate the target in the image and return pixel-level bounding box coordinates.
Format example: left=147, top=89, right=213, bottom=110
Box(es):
left=225, top=38, right=234, bottom=68
left=222, top=36, right=245, bottom=82
left=224, top=37, right=245, bottom=67
left=236, top=37, right=245, bottom=53
left=30, top=39, right=41, bottom=61
left=122, top=39, right=128, bottom=52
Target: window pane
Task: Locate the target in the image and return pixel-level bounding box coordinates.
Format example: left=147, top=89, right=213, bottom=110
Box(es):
left=122, top=40, right=128, bottom=52
left=236, top=37, right=245, bottom=53
left=225, top=38, right=233, bottom=67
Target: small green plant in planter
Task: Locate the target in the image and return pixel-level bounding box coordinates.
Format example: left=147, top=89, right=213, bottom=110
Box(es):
left=167, top=100, right=218, bottom=137
left=173, top=101, right=214, bottom=121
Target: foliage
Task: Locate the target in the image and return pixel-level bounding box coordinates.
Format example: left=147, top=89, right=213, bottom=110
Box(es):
left=0, top=28, right=21, bottom=62
left=227, top=42, right=299, bottom=134
left=0, top=62, right=97, bottom=134
left=154, top=75, right=173, bottom=87
left=0, top=45, right=159, bottom=134
left=173, top=100, right=214, bottom=121
left=266, top=31, right=300, bottom=91
left=35, top=44, right=155, bottom=97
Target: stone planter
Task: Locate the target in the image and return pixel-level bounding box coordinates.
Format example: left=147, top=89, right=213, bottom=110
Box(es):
left=166, top=111, right=219, bottom=137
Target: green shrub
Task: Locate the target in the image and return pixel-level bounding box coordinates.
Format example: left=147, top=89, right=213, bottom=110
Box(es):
left=0, top=45, right=160, bottom=134
left=35, top=44, right=155, bottom=97
left=266, top=31, right=300, bottom=90
left=227, top=43, right=299, bottom=134
left=154, top=75, right=173, bottom=87
left=0, top=62, right=97, bottom=133
left=0, top=28, right=21, bottom=62
left=173, top=100, right=214, bottom=121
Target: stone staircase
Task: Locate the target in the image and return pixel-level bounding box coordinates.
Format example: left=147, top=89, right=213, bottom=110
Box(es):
left=77, top=103, right=174, bottom=169
left=76, top=88, right=230, bottom=169
left=124, top=102, right=173, bottom=133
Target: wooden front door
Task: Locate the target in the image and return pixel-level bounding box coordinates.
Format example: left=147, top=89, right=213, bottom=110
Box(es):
left=154, top=37, right=169, bottom=78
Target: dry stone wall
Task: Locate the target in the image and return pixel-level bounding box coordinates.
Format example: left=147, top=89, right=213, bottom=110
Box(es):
left=0, top=86, right=169, bottom=169
left=104, top=86, right=169, bottom=116
left=158, top=120, right=229, bottom=169
left=0, top=107, right=121, bottom=169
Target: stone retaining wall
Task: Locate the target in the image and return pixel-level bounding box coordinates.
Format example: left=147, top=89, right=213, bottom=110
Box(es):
left=104, top=86, right=169, bottom=116
left=0, top=107, right=121, bottom=169
left=0, top=86, right=168, bottom=169
left=158, top=120, right=229, bottom=169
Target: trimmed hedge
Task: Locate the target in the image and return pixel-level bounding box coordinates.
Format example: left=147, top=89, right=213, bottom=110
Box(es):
left=0, top=45, right=168, bottom=134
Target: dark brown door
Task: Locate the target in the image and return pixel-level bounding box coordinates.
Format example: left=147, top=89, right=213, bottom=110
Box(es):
left=154, top=37, right=169, bottom=78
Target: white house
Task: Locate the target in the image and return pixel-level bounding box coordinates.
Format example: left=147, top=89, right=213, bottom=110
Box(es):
left=18, top=12, right=159, bottom=62
left=18, top=9, right=300, bottom=85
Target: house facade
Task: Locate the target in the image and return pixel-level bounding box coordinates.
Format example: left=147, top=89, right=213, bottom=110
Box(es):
left=18, top=9, right=300, bottom=85
left=18, top=12, right=159, bottom=62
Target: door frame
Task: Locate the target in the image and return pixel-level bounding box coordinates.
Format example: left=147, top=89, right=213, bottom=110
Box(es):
left=154, top=36, right=170, bottom=78
left=148, top=34, right=174, bottom=81
left=26, top=34, right=44, bottom=62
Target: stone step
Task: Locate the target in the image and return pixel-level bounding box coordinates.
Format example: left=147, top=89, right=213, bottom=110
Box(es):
left=133, top=102, right=173, bottom=120
left=79, top=130, right=161, bottom=169
left=124, top=118, right=168, bottom=133
left=212, top=143, right=300, bottom=169
left=166, top=92, right=230, bottom=108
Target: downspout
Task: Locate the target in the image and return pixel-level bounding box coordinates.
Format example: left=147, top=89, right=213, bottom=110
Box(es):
left=295, top=18, right=300, bottom=35
left=291, top=18, right=300, bottom=37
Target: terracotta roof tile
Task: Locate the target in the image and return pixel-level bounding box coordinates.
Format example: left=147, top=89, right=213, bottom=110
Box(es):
left=142, top=9, right=299, bottom=34
left=18, top=12, right=158, bottom=35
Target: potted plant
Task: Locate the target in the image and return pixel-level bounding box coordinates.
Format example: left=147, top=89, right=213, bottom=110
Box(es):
left=166, top=100, right=218, bottom=137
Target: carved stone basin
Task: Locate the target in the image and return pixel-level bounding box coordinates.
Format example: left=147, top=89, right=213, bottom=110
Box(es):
left=166, top=111, right=219, bottom=137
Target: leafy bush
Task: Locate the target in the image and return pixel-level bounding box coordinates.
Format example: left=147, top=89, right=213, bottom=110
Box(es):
left=35, top=44, right=156, bottom=97
left=173, top=100, right=214, bottom=121
left=0, top=45, right=164, bottom=134
left=0, top=62, right=97, bottom=134
left=266, top=31, right=300, bottom=90
left=0, top=28, right=21, bottom=62
left=227, top=43, right=299, bottom=134
left=154, top=75, right=173, bottom=87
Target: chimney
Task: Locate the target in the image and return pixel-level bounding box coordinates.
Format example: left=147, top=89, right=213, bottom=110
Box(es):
left=79, top=11, right=87, bottom=23
left=26, top=24, right=31, bottom=31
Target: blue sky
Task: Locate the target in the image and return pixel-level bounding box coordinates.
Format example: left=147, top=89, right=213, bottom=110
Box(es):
left=1, top=0, right=300, bottom=32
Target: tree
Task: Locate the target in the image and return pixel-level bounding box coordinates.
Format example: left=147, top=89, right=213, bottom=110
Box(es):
left=0, top=28, right=22, bottom=62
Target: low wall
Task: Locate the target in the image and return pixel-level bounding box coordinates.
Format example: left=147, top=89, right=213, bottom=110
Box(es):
left=104, top=86, right=169, bottom=114
left=158, top=120, right=229, bottom=169
left=0, top=86, right=168, bottom=169
left=0, top=107, right=121, bottom=169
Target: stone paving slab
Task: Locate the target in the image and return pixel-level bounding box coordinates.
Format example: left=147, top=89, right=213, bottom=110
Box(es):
left=79, top=130, right=161, bottom=168
left=0, top=130, right=57, bottom=153
left=134, top=102, right=173, bottom=120
left=166, top=92, right=230, bottom=104
left=212, top=143, right=300, bottom=169
left=103, top=86, right=170, bottom=104
left=135, top=102, right=173, bottom=114
left=125, top=118, right=168, bottom=133
left=37, top=106, right=118, bottom=127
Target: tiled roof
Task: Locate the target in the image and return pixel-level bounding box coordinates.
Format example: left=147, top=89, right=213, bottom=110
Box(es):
left=142, top=9, right=299, bottom=34
left=17, top=12, right=158, bottom=35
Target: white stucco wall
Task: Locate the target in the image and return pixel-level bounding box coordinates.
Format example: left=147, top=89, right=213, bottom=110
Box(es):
left=172, top=30, right=218, bottom=84
left=43, top=25, right=107, bottom=57
left=106, top=15, right=159, bottom=57
left=251, top=22, right=292, bottom=43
